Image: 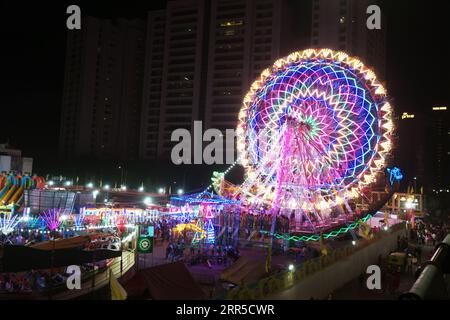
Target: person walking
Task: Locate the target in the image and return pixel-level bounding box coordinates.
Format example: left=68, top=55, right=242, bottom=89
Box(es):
left=406, top=254, right=413, bottom=275
left=416, top=245, right=422, bottom=263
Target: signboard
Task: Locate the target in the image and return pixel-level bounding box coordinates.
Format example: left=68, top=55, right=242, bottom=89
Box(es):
left=137, top=236, right=153, bottom=253
left=137, top=225, right=154, bottom=253
left=147, top=226, right=154, bottom=237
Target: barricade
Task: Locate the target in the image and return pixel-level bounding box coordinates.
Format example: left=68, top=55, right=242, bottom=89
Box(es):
left=221, top=224, right=405, bottom=300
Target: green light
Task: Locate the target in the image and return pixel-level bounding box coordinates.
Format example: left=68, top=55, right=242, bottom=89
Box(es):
left=260, top=214, right=373, bottom=242
left=137, top=236, right=153, bottom=253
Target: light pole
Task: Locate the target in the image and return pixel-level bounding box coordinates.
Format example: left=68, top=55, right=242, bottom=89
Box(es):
left=413, top=177, right=417, bottom=194
left=118, top=166, right=124, bottom=187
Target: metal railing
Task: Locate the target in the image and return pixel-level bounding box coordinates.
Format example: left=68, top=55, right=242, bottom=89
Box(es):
left=220, top=225, right=405, bottom=300
left=50, top=250, right=135, bottom=300
left=400, top=234, right=450, bottom=300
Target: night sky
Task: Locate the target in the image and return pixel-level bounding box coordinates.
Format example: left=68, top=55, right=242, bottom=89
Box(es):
left=1, top=0, right=449, bottom=169
left=1, top=0, right=165, bottom=167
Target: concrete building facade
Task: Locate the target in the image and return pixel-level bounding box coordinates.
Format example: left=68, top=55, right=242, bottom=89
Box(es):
left=0, top=143, right=33, bottom=174
left=60, top=17, right=146, bottom=162
left=311, top=0, right=386, bottom=80
left=140, top=0, right=284, bottom=161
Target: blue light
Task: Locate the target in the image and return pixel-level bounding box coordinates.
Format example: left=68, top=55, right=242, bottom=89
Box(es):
left=387, top=167, right=403, bottom=185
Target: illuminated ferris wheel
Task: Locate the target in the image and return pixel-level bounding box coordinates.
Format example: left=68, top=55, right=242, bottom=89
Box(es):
left=235, top=49, right=394, bottom=225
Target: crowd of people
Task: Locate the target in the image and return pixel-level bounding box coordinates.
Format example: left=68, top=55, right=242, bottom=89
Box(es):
left=0, top=262, right=108, bottom=294
left=164, top=239, right=241, bottom=267
left=153, top=216, right=191, bottom=241
left=0, top=273, right=33, bottom=293
left=0, top=269, right=68, bottom=294
left=150, top=207, right=342, bottom=246
left=292, top=245, right=322, bottom=263
left=0, top=230, right=48, bottom=245
left=409, top=219, right=449, bottom=246
left=0, top=228, right=79, bottom=246
left=165, top=240, right=186, bottom=262
left=188, top=244, right=240, bottom=266
left=239, top=213, right=290, bottom=236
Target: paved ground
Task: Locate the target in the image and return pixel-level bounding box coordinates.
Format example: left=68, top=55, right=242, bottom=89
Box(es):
left=135, top=238, right=437, bottom=300
left=330, top=244, right=436, bottom=300
left=330, top=271, right=416, bottom=300
left=136, top=239, right=295, bottom=298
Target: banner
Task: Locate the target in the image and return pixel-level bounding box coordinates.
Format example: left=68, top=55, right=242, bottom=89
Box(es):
left=110, top=270, right=127, bottom=300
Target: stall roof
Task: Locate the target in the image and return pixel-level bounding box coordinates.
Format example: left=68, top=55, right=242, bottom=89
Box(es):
left=124, top=262, right=205, bottom=300
left=170, top=191, right=240, bottom=205
left=220, top=256, right=268, bottom=286
left=1, top=245, right=121, bottom=272
left=30, top=233, right=113, bottom=250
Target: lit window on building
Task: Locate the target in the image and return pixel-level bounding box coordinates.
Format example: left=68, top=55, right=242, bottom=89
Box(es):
left=401, top=112, right=415, bottom=120
left=220, top=20, right=243, bottom=27
left=224, top=30, right=236, bottom=36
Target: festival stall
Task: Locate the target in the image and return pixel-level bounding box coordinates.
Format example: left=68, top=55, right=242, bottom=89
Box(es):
left=170, top=192, right=241, bottom=247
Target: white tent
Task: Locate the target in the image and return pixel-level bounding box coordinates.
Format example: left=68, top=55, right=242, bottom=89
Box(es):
left=365, top=211, right=400, bottom=229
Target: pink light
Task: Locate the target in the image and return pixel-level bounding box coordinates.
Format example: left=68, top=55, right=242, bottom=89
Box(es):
left=40, top=208, right=62, bottom=231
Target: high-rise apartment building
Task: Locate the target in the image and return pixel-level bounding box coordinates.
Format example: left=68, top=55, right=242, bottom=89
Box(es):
left=140, top=0, right=284, bottom=160
left=428, top=106, right=450, bottom=192
left=395, top=112, right=425, bottom=189
left=62, top=1, right=307, bottom=162
left=311, top=0, right=386, bottom=80
left=156, top=0, right=207, bottom=160
left=204, top=0, right=282, bottom=138
left=141, top=1, right=209, bottom=161
left=60, top=17, right=145, bottom=161
left=140, top=10, right=166, bottom=160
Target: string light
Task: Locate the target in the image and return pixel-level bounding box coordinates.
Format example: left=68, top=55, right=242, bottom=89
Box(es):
left=260, top=214, right=373, bottom=242
left=235, top=48, right=393, bottom=214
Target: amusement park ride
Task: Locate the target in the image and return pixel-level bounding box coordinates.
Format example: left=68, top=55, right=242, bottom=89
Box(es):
left=204, top=48, right=402, bottom=242
left=0, top=48, right=409, bottom=300
left=1, top=49, right=402, bottom=248
left=0, top=173, right=45, bottom=214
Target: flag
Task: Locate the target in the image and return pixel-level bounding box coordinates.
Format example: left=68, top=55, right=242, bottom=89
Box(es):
left=358, top=220, right=372, bottom=239
left=320, top=232, right=328, bottom=256
left=384, top=211, right=389, bottom=226
left=110, top=270, right=127, bottom=300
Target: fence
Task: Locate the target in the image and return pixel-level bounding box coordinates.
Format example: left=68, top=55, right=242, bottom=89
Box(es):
left=400, top=233, right=450, bottom=300
left=50, top=250, right=135, bottom=300
left=220, top=223, right=405, bottom=300
left=25, top=189, right=77, bottom=215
